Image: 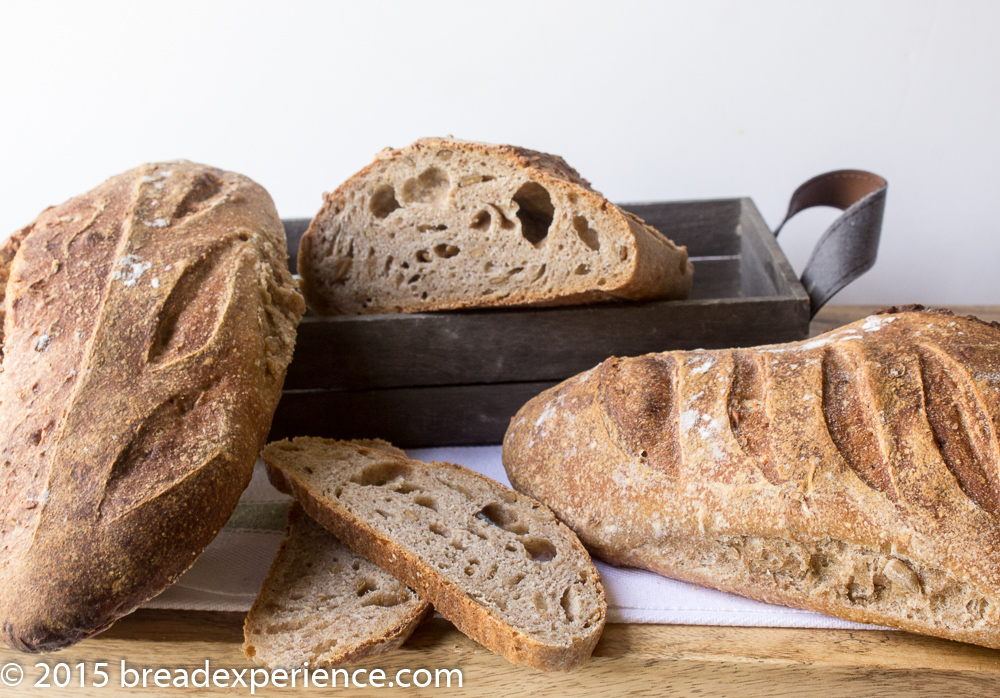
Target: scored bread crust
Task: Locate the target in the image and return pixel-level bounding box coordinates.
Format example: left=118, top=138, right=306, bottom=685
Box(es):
left=243, top=502, right=431, bottom=669
left=0, top=161, right=305, bottom=652
left=298, top=137, right=693, bottom=314
left=262, top=438, right=607, bottom=672
left=503, top=307, right=1000, bottom=648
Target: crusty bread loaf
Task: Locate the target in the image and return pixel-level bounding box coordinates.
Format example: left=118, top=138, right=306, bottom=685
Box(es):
left=262, top=438, right=606, bottom=671
left=0, top=161, right=305, bottom=652
left=243, top=502, right=430, bottom=668
left=298, top=138, right=693, bottom=314
left=503, top=306, right=1000, bottom=648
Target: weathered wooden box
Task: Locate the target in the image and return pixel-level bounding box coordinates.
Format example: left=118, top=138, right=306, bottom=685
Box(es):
left=268, top=197, right=825, bottom=447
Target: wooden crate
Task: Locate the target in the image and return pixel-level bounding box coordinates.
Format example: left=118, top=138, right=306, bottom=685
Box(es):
left=268, top=198, right=810, bottom=447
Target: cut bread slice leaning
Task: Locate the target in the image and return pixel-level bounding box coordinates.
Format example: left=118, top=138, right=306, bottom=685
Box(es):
left=262, top=437, right=607, bottom=671
left=243, top=502, right=430, bottom=669
left=298, top=138, right=693, bottom=314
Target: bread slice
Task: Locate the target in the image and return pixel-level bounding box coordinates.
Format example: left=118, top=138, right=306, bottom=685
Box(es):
left=261, top=438, right=606, bottom=671
left=243, top=502, right=430, bottom=669
left=298, top=137, right=693, bottom=314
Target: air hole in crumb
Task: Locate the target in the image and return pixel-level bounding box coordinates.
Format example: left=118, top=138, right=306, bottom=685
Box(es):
left=505, top=542, right=519, bottom=552
left=451, top=539, right=466, bottom=551
left=483, top=262, right=495, bottom=272
left=464, top=566, right=476, bottom=576
left=407, top=274, right=421, bottom=284
left=476, top=503, right=529, bottom=535
left=413, top=494, right=438, bottom=511
left=356, top=579, right=376, bottom=597
left=416, top=249, right=432, bottom=263
left=512, top=181, right=554, bottom=247
left=430, top=522, right=449, bottom=537
left=573, top=216, right=600, bottom=251
left=352, top=561, right=361, bottom=571
left=532, top=264, right=547, bottom=282
left=375, top=509, right=390, bottom=520
left=523, top=537, right=557, bottom=563
left=401, top=261, right=410, bottom=269
left=574, top=264, right=590, bottom=275
left=561, top=586, right=581, bottom=622
left=619, top=246, right=629, bottom=261
left=351, top=461, right=412, bottom=487
left=421, top=291, right=428, bottom=300
left=533, top=593, right=548, bottom=613
left=434, top=243, right=460, bottom=258
left=395, top=482, right=420, bottom=494
left=401, top=167, right=450, bottom=205
left=471, top=210, right=492, bottom=231
left=370, top=184, right=401, bottom=218
left=416, top=223, right=448, bottom=233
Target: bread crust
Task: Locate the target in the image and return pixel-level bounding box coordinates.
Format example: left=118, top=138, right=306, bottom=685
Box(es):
left=503, top=307, right=1000, bottom=648
left=298, top=138, right=693, bottom=314
left=0, top=161, right=305, bottom=652
left=263, top=438, right=607, bottom=671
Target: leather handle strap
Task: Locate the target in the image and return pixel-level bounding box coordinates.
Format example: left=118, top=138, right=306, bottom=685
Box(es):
left=774, top=170, right=887, bottom=318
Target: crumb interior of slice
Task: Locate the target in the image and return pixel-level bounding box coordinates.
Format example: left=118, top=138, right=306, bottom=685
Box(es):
left=308, top=146, right=641, bottom=312
left=275, top=443, right=604, bottom=646
left=248, top=510, right=423, bottom=667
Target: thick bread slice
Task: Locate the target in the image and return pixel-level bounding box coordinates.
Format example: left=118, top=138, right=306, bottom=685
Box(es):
left=243, top=502, right=430, bottom=669
left=261, top=438, right=606, bottom=671
left=298, top=137, right=693, bottom=314
left=503, top=306, right=1000, bottom=649
left=0, top=161, right=305, bottom=652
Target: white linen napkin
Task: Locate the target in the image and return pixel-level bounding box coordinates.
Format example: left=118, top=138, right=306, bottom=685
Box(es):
left=144, top=446, right=885, bottom=630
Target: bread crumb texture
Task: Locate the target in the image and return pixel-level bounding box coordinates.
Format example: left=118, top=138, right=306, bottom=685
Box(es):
left=503, top=307, right=1000, bottom=648
left=262, top=438, right=606, bottom=671
left=298, top=138, right=692, bottom=314
left=243, top=502, right=430, bottom=669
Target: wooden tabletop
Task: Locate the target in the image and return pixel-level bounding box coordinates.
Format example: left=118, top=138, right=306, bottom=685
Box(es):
left=4, top=305, right=1000, bottom=697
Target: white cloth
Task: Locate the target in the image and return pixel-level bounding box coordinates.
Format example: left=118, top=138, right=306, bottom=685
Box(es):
left=145, top=446, right=885, bottom=630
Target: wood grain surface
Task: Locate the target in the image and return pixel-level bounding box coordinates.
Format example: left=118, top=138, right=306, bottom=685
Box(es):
left=4, top=305, right=1000, bottom=697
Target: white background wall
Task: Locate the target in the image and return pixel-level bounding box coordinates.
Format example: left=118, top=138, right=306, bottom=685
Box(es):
left=1, top=0, right=996, bottom=305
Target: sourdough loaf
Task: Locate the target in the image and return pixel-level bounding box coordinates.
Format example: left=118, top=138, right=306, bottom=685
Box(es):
left=298, top=138, right=693, bottom=314
left=503, top=307, right=1000, bottom=648
left=243, top=502, right=430, bottom=668
left=262, top=438, right=606, bottom=671
left=0, top=161, right=305, bottom=652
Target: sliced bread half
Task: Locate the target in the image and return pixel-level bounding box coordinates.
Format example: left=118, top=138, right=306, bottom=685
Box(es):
left=243, top=502, right=430, bottom=669
left=298, top=137, right=693, bottom=314
left=261, top=437, right=606, bottom=671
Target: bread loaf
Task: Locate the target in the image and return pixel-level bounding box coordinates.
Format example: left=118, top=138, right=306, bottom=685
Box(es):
left=262, top=438, right=607, bottom=671
left=0, top=161, right=305, bottom=652
left=243, top=502, right=430, bottom=668
left=297, top=138, right=693, bottom=314
left=503, top=306, right=1000, bottom=648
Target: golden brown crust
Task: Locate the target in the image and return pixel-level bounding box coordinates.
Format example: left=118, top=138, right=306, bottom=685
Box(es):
left=503, top=308, right=1000, bottom=648
left=298, top=138, right=692, bottom=314
left=0, top=161, right=305, bottom=652
left=263, top=438, right=607, bottom=672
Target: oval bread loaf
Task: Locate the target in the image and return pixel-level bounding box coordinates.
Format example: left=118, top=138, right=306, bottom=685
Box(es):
left=503, top=307, right=1000, bottom=648
left=298, top=137, right=693, bottom=314
left=0, top=161, right=305, bottom=652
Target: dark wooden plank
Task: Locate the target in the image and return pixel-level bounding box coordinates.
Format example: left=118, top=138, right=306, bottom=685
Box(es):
left=688, top=257, right=741, bottom=300
left=270, top=382, right=557, bottom=447
left=738, top=199, right=807, bottom=301
left=283, top=297, right=809, bottom=391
